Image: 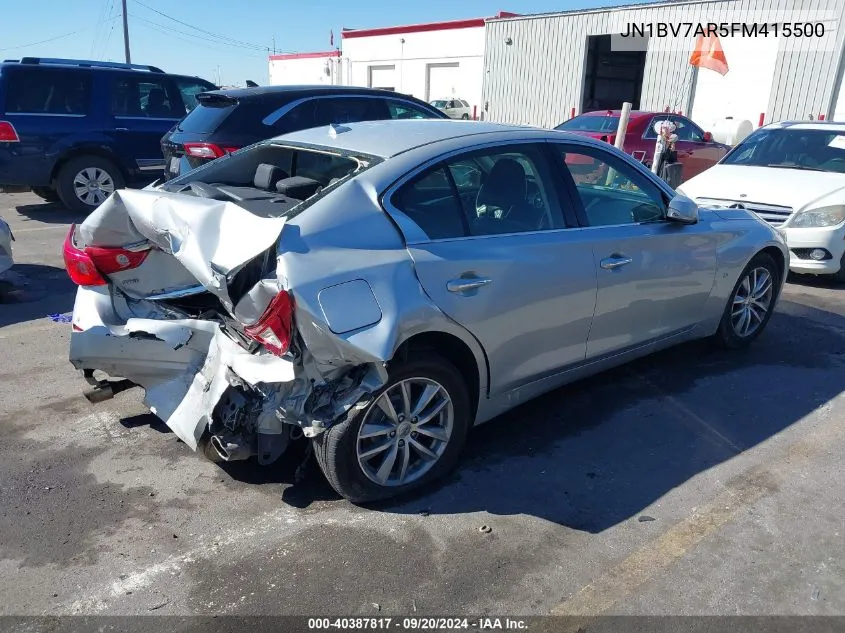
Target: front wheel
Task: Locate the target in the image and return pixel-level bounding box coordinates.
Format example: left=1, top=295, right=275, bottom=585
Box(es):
left=313, top=354, right=471, bottom=503
left=827, top=253, right=845, bottom=283
left=714, top=252, right=779, bottom=349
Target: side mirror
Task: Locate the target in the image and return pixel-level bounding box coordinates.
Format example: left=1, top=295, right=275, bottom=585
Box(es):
left=666, top=194, right=699, bottom=225
left=703, top=131, right=713, bottom=142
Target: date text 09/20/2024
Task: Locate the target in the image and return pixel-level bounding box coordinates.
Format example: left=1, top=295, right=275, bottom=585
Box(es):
left=307, top=618, right=528, bottom=630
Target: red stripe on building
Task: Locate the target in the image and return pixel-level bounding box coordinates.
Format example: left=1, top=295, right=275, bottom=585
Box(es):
left=341, top=11, right=516, bottom=39
left=269, top=50, right=341, bottom=61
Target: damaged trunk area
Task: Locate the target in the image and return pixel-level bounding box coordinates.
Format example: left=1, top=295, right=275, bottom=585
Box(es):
left=68, top=144, right=386, bottom=466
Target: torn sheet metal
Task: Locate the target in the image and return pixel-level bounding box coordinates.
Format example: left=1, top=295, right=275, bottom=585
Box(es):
left=150, top=326, right=295, bottom=449
left=78, top=189, right=286, bottom=311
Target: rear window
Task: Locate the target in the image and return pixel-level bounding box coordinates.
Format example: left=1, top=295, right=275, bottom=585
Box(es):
left=4, top=69, right=91, bottom=115
left=177, top=99, right=237, bottom=133
left=556, top=115, right=620, bottom=133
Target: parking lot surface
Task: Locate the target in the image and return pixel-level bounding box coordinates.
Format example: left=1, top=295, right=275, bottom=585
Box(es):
left=1, top=191, right=844, bottom=616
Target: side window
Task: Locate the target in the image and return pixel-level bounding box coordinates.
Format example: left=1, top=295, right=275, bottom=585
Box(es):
left=392, top=168, right=466, bottom=240
left=315, top=97, right=388, bottom=126
left=461, top=100, right=470, bottom=108
left=274, top=100, right=318, bottom=134
left=643, top=116, right=671, bottom=140
left=387, top=100, right=434, bottom=120
left=5, top=70, right=91, bottom=115
left=392, top=144, right=565, bottom=239
left=175, top=79, right=213, bottom=113
left=554, top=145, right=666, bottom=227
left=673, top=116, right=704, bottom=142
left=111, top=77, right=181, bottom=118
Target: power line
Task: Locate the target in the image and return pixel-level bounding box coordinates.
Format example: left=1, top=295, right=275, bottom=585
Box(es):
left=132, top=17, right=270, bottom=59
left=90, top=0, right=112, bottom=58
left=0, top=27, right=95, bottom=52
left=131, top=0, right=269, bottom=51
left=131, top=14, right=269, bottom=53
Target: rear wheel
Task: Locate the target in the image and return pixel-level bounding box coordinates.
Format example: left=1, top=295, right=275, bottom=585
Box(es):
left=56, top=156, right=124, bottom=213
left=714, top=252, right=779, bottom=349
left=461, top=113, right=470, bottom=120
left=31, top=186, right=60, bottom=203
left=313, top=354, right=471, bottom=503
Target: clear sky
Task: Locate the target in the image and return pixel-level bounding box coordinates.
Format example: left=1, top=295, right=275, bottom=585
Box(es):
left=2, top=0, right=648, bottom=87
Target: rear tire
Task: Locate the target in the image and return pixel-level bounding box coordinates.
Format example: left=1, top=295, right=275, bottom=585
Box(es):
left=461, top=113, right=470, bottom=120
left=31, top=186, right=60, bottom=203
left=313, top=354, right=471, bottom=503
left=56, top=156, right=124, bottom=213
left=714, top=252, right=779, bottom=349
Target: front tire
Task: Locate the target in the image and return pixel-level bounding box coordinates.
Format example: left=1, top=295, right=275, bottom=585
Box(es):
left=313, top=354, right=471, bottom=503
left=56, top=156, right=123, bottom=213
left=827, top=253, right=845, bottom=284
left=714, top=252, right=779, bottom=349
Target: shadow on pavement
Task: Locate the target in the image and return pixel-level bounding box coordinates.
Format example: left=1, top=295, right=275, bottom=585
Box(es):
left=0, top=263, right=76, bottom=327
left=14, top=201, right=88, bottom=225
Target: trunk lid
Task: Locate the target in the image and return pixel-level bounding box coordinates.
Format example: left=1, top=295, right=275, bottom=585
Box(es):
left=76, top=188, right=286, bottom=311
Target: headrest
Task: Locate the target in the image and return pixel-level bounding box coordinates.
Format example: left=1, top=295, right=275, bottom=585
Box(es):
left=253, top=163, right=289, bottom=190
left=275, top=176, right=322, bottom=200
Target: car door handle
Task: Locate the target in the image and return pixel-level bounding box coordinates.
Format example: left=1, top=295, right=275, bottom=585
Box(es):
left=600, top=255, right=633, bottom=270
left=114, top=127, right=129, bottom=132
left=446, top=277, right=493, bottom=294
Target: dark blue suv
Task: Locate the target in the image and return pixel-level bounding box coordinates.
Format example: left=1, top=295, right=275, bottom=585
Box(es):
left=0, top=57, right=215, bottom=212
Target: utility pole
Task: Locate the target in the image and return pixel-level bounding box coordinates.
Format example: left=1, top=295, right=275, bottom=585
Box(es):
left=121, top=0, right=131, bottom=64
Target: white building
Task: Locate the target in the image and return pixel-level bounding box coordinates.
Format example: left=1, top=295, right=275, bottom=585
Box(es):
left=268, top=50, right=341, bottom=86
left=268, top=13, right=515, bottom=118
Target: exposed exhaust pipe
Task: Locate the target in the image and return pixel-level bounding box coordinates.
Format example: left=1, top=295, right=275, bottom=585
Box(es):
left=83, top=379, right=137, bottom=403
left=209, top=433, right=253, bottom=462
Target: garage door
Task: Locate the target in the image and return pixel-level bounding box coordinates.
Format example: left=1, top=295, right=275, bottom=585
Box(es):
left=426, top=63, right=459, bottom=101
left=369, top=65, right=395, bottom=91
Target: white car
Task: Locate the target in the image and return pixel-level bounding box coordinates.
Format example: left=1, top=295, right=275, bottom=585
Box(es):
left=0, top=216, right=13, bottom=276
left=679, top=121, right=845, bottom=282
left=430, top=98, right=471, bottom=119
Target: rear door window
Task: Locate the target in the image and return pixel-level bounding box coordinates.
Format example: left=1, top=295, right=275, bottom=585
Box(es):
left=314, top=97, right=389, bottom=126
left=5, top=70, right=91, bottom=115
left=111, top=76, right=182, bottom=119
left=387, top=100, right=436, bottom=120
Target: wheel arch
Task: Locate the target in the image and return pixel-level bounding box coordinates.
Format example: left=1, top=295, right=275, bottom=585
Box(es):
left=50, top=146, right=129, bottom=186
left=393, top=330, right=484, bottom=422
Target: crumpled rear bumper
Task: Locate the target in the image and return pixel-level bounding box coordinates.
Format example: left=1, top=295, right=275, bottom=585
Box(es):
left=69, top=286, right=295, bottom=449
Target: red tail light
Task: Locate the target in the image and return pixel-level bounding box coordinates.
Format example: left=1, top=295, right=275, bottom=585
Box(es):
left=85, top=244, right=150, bottom=274
left=0, top=121, right=20, bottom=143
left=63, top=226, right=106, bottom=286
left=243, top=291, right=295, bottom=356
left=183, top=142, right=239, bottom=159
left=63, top=225, right=151, bottom=286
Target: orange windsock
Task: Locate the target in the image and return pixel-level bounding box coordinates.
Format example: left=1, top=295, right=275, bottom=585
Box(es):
left=689, top=33, right=729, bottom=75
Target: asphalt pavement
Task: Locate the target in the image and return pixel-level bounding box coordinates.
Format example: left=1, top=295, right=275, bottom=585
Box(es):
left=1, top=191, right=844, bottom=617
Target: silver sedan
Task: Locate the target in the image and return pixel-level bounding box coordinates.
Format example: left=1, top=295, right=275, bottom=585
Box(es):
left=66, top=120, right=788, bottom=502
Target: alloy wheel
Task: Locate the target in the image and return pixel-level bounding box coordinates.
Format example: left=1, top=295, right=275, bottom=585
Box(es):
left=356, top=377, right=454, bottom=487
left=731, top=266, right=773, bottom=338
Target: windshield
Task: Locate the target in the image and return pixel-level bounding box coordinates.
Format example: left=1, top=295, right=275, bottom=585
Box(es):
left=722, top=128, right=845, bottom=174
left=556, top=115, right=621, bottom=133
left=430, top=100, right=447, bottom=108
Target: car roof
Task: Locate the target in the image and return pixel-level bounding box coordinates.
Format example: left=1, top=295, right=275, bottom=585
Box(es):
left=203, top=84, right=419, bottom=100
left=579, top=110, right=666, bottom=120
left=764, top=120, right=845, bottom=132
left=274, top=119, right=557, bottom=158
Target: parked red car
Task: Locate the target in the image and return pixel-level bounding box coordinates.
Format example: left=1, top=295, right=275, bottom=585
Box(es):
left=555, top=110, right=730, bottom=182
